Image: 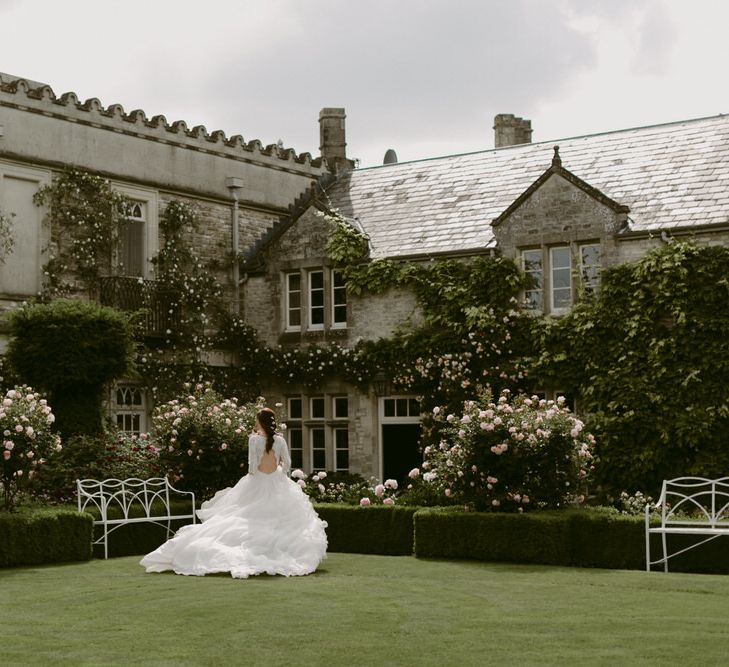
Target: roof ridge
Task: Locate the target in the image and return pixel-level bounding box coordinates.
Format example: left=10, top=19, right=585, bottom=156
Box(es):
left=354, top=113, right=728, bottom=172
left=0, top=74, right=323, bottom=168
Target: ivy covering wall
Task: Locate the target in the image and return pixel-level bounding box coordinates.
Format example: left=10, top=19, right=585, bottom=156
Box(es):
left=535, top=240, right=729, bottom=495
left=11, top=170, right=729, bottom=499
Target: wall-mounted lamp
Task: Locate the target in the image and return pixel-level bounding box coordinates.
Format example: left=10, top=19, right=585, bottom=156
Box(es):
left=372, top=371, right=391, bottom=397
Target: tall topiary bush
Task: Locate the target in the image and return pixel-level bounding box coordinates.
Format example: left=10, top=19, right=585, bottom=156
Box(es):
left=6, top=300, right=135, bottom=437
left=535, top=241, right=729, bottom=496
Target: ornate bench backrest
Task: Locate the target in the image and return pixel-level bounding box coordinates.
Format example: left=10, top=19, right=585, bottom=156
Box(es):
left=659, top=477, right=729, bottom=527
left=76, top=477, right=191, bottom=522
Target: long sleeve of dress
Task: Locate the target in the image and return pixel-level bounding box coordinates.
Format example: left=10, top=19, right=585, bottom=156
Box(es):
left=248, top=434, right=261, bottom=475
left=276, top=437, right=292, bottom=474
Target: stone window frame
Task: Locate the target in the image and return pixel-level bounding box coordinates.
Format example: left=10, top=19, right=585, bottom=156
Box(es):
left=112, top=183, right=158, bottom=280
left=282, top=267, right=347, bottom=334
left=520, top=240, right=602, bottom=315
left=112, top=383, right=148, bottom=435
left=285, top=393, right=350, bottom=473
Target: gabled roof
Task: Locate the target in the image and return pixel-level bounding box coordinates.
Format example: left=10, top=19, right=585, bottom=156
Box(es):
left=492, top=146, right=630, bottom=226
left=324, top=114, right=729, bottom=259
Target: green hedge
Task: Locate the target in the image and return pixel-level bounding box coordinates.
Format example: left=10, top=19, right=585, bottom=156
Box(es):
left=414, top=507, right=729, bottom=573
left=314, top=504, right=417, bottom=555
left=83, top=498, right=195, bottom=559
left=0, top=507, right=93, bottom=567
left=82, top=502, right=416, bottom=559
left=413, top=507, right=571, bottom=565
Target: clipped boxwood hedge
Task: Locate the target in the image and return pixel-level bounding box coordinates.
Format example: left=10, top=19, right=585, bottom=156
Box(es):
left=82, top=502, right=416, bottom=559
left=414, top=507, right=572, bottom=565
left=82, top=498, right=195, bottom=559
left=0, top=507, right=93, bottom=567
left=414, top=507, right=729, bottom=573
left=314, top=504, right=417, bottom=555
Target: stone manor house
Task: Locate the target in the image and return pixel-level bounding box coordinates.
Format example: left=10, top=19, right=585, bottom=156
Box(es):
left=2, top=71, right=729, bottom=482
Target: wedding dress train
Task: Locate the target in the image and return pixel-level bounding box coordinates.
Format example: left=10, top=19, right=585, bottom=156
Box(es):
left=140, top=434, right=327, bottom=578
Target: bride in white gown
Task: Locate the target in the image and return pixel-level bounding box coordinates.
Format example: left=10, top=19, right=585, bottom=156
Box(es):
left=140, top=408, right=328, bottom=578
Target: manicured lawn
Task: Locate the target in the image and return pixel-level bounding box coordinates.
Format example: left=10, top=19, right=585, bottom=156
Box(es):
left=1, top=553, right=728, bottom=666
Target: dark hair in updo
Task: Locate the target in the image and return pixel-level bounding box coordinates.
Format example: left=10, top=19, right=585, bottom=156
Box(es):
left=257, top=408, right=277, bottom=453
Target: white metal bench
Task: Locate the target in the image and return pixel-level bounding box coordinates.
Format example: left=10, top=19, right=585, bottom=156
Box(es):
left=76, top=477, right=196, bottom=559
left=645, top=476, right=729, bottom=572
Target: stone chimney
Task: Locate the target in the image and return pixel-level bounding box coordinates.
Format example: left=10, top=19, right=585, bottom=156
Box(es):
left=494, top=114, right=533, bottom=148
left=319, top=108, right=354, bottom=173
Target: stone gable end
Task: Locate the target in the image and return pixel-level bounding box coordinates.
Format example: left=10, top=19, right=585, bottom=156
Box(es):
left=243, top=205, right=421, bottom=347
left=493, top=172, right=625, bottom=267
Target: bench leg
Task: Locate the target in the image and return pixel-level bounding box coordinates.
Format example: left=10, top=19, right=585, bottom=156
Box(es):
left=646, top=531, right=650, bottom=572
left=662, top=532, right=668, bottom=572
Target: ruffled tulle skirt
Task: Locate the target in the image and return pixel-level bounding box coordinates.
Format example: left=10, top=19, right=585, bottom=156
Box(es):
left=140, top=469, right=327, bottom=578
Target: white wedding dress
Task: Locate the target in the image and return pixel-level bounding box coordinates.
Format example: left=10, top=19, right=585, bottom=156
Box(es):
left=140, top=433, right=328, bottom=578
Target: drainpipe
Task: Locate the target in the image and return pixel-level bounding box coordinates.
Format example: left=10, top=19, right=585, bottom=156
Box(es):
left=225, top=177, right=243, bottom=314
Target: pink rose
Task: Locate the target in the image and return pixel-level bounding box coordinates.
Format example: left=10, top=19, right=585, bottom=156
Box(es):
left=359, top=497, right=371, bottom=506
left=408, top=468, right=420, bottom=479
left=383, top=497, right=395, bottom=506
left=374, top=484, right=385, bottom=497
left=297, top=479, right=306, bottom=489
left=2, top=451, right=10, bottom=460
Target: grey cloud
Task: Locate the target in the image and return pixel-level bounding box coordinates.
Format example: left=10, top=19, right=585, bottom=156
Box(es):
left=197, top=0, right=601, bottom=164
left=632, top=4, right=677, bottom=76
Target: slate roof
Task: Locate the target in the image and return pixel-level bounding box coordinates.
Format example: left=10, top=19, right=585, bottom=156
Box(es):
left=325, top=114, right=729, bottom=259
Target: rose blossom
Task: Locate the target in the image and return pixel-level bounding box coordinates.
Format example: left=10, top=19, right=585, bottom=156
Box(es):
left=384, top=479, right=398, bottom=490
left=383, top=497, right=395, bottom=506
left=2, top=451, right=10, bottom=461
left=359, top=497, right=371, bottom=506
left=297, top=479, right=306, bottom=489
left=408, top=468, right=420, bottom=479
left=374, top=484, right=385, bottom=497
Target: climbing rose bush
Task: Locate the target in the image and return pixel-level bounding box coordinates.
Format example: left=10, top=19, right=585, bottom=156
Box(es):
left=1, top=386, right=60, bottom=509
left=414, top=390, right=595, bottom=511
left=154, top=383, right=262, bottom=500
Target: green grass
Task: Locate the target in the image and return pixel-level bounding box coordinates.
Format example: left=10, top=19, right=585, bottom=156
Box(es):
left=2, top=554, right=729, bottom=666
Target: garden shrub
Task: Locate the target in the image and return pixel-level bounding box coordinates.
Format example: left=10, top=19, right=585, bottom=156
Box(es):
left=154, top=384, right=260, bottom=500
left=6, top=299, right=135, bottom=437
left=0, top=506, right=93, bottom=567
left=33, top=430, right=161, bottom=503
left=411, top=390, right=594, bottom=511
left=314, top=504, right=416, bottom=555
left=1, top=386, right=61, bottom=510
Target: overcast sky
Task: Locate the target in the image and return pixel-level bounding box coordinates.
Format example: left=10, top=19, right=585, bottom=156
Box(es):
left=1, top=0, right=728, bottom=168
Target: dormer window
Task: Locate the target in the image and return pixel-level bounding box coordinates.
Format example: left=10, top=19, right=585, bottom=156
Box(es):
left=580, top=244, right=601, bottom=296
left=521, top=242, right=602, bottom=314
left=550, top=246, right=572, bottom=313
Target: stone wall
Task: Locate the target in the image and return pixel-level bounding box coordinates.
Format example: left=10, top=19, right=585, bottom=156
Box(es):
left=494, top=172, right=624, bottom=265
